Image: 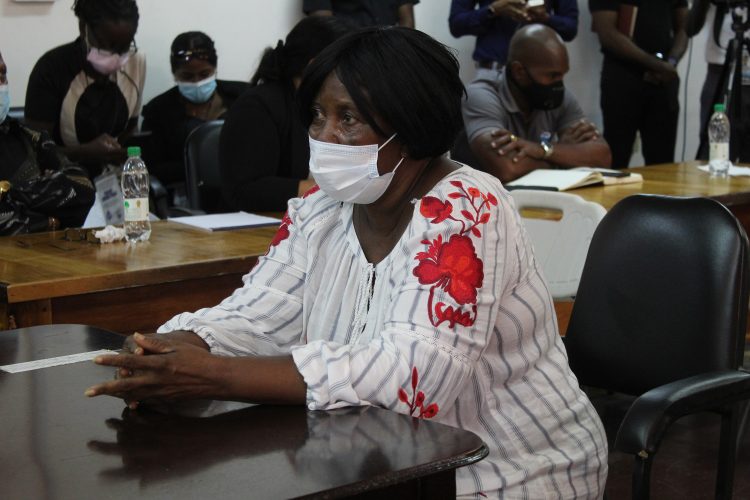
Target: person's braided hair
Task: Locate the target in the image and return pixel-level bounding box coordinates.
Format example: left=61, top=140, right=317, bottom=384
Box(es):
left=72, top=0, right=139, bottom=27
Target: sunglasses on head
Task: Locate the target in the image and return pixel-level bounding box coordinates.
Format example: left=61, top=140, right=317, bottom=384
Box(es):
left=171, top=49, right=214, bottom=63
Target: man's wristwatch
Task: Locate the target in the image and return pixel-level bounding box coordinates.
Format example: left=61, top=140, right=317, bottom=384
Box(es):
left=540, top=131, right=554, bottom=159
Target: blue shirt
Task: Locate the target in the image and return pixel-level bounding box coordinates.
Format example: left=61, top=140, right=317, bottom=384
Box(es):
left=303, top=0, right=419, bottom=27
left=449, top=0, right=579, bottom=65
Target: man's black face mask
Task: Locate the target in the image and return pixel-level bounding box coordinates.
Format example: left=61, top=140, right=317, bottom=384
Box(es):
left=515, top=66, right=565, bottom=111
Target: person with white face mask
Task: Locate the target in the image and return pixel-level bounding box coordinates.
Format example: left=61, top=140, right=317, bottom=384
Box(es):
left=87, top=27, right=607, bottom=500
left=25, top=0, right=145, bottom=178
left=140, top=32, right=249, bottom=203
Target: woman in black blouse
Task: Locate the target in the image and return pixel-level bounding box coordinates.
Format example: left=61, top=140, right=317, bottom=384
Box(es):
left=219, top=16, right=351, bottom=212
left=25, top=0, right=144, bottom=178
left=141, top=32, right=249, bottom=198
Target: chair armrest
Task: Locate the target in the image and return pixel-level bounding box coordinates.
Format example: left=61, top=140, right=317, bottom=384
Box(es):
left=615, top=370, right=750, bottom=456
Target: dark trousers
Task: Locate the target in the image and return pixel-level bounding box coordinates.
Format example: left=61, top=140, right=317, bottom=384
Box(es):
left=600, top=60, right=680, bottom=168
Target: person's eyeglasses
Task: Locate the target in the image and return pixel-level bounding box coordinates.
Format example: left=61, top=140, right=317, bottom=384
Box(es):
left=171, top=49, right=213, bottom=63
left=86, top=26, right=138, bottom=56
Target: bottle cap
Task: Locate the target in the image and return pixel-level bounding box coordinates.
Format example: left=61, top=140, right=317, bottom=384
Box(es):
left=714, top=103, right=726, bottom=113
left=127, top=146, right=141, bottom=157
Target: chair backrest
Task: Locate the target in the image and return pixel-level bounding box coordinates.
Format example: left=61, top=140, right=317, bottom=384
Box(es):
left=184, top=120, right=224, bottom=211
left=510, top=189, right=606, bottom=298
left=565, top=194, right=750, bottom=396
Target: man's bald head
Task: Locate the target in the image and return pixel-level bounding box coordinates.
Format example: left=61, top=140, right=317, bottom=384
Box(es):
left=508, top=24, right=567, bottom=68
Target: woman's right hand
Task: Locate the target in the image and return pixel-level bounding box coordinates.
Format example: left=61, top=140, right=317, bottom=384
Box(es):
left=117, top=331, right=210, bottom=409
left=88, top=333, right=221, bottom=406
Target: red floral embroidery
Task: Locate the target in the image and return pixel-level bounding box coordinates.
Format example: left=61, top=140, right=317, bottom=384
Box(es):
left=268, top=185, right=320, bottom=250
left=269, top=212, right=292, bottom=248
left=302, top=184, right=320, bottom=198
left=412, top=181, right=497, bottom=328
left=398, top=367, right=439, bottom=419
left=420, top=197, right=453, bottom=224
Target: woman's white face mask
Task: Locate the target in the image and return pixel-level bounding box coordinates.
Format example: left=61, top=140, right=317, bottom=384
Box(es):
left=308, top=133, right=404, bottom=204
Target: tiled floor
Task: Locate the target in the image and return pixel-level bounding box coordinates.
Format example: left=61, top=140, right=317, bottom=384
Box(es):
left=597, top=351, right=750, bottom=500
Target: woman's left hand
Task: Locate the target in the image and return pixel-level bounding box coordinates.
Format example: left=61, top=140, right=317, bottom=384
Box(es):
left=85, top=333, right=222, bottom=405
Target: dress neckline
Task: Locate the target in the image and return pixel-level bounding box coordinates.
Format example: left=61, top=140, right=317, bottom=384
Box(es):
left=340, top=164, right=472, bottom=271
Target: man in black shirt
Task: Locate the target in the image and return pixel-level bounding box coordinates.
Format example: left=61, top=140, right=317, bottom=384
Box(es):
left=303, top=0, right=419, bottom=28
left=589, top=0, right=688, bottom=168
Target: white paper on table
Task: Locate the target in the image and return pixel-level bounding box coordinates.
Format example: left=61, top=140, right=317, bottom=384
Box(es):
left=0, top=350, right=118, bottom=373
left=169, top=211, right=281, bottom=231
left=697, top=164, right=750, bottom=176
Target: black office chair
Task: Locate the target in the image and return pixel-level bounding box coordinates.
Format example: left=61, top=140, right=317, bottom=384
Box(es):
left=184, top=119, right=224, bottom=213
left=563, top=194, right=750, bottom=500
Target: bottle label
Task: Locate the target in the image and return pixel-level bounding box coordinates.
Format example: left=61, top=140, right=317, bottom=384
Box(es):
left=709, top=142, right=729, bottom=162
left=123, top=197, right=149, bottom=221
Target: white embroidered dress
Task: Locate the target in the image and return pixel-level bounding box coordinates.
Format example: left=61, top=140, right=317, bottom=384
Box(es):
left=160, top=166, right=608, bottom=499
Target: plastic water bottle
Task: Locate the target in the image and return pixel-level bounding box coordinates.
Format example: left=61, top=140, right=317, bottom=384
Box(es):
left=121, top=146, right=151, bottom=242
left=708, top=103, right=731, bottom=177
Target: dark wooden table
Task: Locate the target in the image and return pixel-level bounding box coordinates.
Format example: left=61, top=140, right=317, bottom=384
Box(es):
left=0, top=325, right=488, bottom=499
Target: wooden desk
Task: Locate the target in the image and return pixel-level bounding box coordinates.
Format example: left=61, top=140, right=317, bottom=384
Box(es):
left=0, top=324, right=488, bottom=499
left=0, top=221, right=278, bottom=334
left=573, top=161, right=750, bottom=225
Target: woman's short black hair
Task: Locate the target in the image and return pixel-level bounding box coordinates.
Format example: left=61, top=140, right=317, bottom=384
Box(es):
left=170, top=31, right=218, bottom=72
left=72, top=0, right=139, bottom=28
left=297, top=27, right=466, bottom=160
left=250, top=16, right=352, bottom=86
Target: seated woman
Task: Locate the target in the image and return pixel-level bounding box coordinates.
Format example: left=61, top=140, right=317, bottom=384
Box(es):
left=24, top=0, right=144, bottom=178
left=87, top=27, right=608, bottom=498
left=0, top=50, right=94, bottom=235
left=141, top=32, right=250, bottom=201
left=218, top=16, right=350, bottom=212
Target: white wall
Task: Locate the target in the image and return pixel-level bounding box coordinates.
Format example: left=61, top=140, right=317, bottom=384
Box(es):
left=0, top=0, right=709, bottom=166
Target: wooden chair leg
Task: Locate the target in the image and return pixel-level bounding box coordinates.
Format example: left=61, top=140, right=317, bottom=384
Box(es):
left=631, top=454, right=653, bottom=500
left=716, top=406, right=740, bottom=500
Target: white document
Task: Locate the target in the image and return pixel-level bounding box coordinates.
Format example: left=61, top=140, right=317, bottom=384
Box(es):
left=1, top=349, right=118, bottom=374
left=169, top=211, right=281, bottom=231
left=506, top=169, right=604, bottom=191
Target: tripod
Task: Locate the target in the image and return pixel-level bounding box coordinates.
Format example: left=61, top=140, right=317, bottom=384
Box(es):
left=701, top=4, right=750, bottom=162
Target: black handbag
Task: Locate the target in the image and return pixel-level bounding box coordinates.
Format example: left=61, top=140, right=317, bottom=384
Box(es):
left=0, top=166, right=96, bottom=236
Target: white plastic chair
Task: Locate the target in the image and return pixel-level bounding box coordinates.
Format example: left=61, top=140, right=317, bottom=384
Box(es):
left=509, top=189, right=606, bottom=299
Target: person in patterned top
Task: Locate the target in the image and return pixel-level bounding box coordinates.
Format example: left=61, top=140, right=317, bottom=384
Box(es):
left=87, top=27, right=607, bottom=499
